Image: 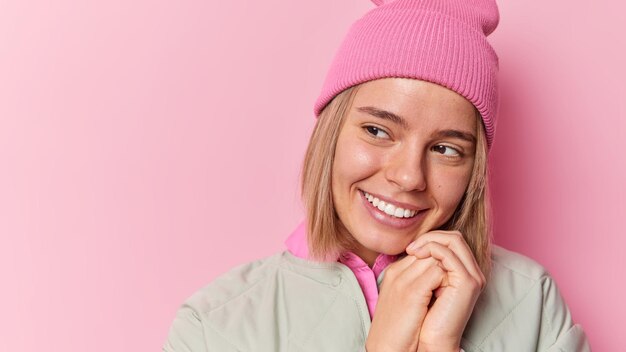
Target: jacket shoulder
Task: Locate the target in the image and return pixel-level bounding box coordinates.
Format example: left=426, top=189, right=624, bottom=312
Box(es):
left=164, top=250, right=370, bottom=352
left=163, top=252, right=285, bottom=351
left=461, top=245, right=590, bottom=352
left=184, top=251, right=284, bottom=312
left=490, top=244, right=548, bottom=280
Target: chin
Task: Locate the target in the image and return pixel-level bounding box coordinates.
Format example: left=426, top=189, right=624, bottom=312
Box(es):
left=359, top=235, right=411, bottom=256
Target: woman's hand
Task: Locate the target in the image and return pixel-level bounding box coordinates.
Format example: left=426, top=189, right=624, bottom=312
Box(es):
left=406, top=230, right=486, bottom=352
left=365, top=252, right=448, bottom=352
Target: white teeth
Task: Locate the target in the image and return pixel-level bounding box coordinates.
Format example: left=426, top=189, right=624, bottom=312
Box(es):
left=363, top=191, right=419, bottom=218
left=384, top=203, right=395, bottom=216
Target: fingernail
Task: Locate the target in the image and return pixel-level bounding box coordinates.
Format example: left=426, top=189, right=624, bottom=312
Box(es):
left=407, top=241, right=419, bottom=251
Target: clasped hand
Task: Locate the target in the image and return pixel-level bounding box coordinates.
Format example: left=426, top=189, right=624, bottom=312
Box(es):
left=365, top=230, right=486, bottom=352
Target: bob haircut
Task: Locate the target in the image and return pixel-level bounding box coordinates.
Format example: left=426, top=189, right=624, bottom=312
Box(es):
left=301, top=82, right=493, bottom=277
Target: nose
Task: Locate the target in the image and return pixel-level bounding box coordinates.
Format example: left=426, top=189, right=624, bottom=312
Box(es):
left=384, top=144, right=427, bottom=192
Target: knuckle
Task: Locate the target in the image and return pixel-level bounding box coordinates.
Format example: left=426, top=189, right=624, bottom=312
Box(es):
left=469, top=275, right=486, bottom=292
left=421, top=241, right=435, bottom=250
left=385, top=267, right=398, bottom=280
left=384, top=258, right=410, bottom=280
left=479, top=273, right=487, bottom=290
left=392, top=276, right=413, bottom=293
left=461, top=277, right=480, bottom=291
left=430, top=265, right=445, bottom=276
left=469, top=278, right=481, bottom=290
left=395, top=276, right=411, bottom=289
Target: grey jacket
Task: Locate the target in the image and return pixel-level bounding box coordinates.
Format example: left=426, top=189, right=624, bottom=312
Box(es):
left=163, top=245, right=590, bottom=351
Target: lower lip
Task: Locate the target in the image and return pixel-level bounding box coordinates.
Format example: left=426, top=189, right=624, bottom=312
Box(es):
left=359, top=190, right=428, bottom=230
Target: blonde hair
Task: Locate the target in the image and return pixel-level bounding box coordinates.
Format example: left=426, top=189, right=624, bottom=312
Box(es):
left=300, top=84, right=493, bottom=277
left=439, top=109, right=492, bottom=277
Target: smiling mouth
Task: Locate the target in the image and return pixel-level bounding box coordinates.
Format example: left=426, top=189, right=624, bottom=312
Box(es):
left=360, top=190, right=421, bottom=219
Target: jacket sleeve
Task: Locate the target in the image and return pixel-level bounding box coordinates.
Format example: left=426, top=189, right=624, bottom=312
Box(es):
left=540, top=276, right=591, bottom=352
left=163, top=304, right=208, bottom=352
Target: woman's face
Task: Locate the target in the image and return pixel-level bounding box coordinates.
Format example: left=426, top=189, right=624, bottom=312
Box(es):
left=332, top=78, right=477, bottom=265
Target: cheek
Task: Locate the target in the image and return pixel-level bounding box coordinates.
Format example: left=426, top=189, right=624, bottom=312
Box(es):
left=333, top=137, right=380, bottom=187
left=432, top=168, right=472, bottom=209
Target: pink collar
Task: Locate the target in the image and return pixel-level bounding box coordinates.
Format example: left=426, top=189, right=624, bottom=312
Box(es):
left=284, top=220, right=399, bottom=318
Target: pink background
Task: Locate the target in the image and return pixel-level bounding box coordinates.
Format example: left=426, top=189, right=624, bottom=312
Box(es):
left=1, top=0, right=623, bottom=350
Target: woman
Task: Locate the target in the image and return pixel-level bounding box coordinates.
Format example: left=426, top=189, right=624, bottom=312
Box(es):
left=164, top=0, right=590, bottom=351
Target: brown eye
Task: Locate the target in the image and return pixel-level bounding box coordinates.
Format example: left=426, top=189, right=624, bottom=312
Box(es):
left=432, top=145, right=460, bottom=156
left=364, top=126, right=390, bottom=139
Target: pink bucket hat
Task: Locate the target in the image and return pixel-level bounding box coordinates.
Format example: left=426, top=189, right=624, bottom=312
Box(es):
left=314, top=0, right=501, bottom=149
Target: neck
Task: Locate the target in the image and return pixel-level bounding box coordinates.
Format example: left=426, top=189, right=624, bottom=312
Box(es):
left=352, top=243, right=380, bottom=268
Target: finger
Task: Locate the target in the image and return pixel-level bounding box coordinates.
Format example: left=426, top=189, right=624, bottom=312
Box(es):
left=418, top=265, right=448, bottom=293
left=433, top=286, right=446, bottom=298
left=398, top=256, right=449, bottom=288
left=412, top=242, right=470, bottom=282
left=407, top=231, right=484, bottom=286
left=414, top=243, right=484, bottom=316
left=400, top=256, right=440, bottom=277
left=388, top=253, right=418, bottom=273
left=381, top=254, right=419, bottom=283
left=407, top=231, right=474, bottom=269
left=386, top=252, right=444, bottom=275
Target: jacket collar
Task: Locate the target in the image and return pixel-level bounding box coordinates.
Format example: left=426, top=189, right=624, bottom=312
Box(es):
left=284, top=221, right=311, bottom=259
left=284, top=220, right=399, bottom=277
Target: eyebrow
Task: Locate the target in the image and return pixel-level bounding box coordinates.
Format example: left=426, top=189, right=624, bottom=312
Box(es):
left=356, top=106, right=409, bottom=129
left=355, top=105, right=476, bottom=144
left=432, top=129, right=476, bottom=144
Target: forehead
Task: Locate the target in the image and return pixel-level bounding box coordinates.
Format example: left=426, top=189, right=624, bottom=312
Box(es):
left=350, top=78, right=477, bottom=130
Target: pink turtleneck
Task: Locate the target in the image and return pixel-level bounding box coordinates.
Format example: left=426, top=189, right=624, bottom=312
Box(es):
left=284, top=221, right=399, bottom=319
